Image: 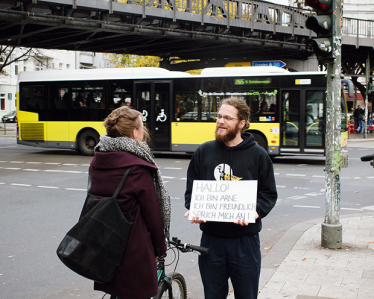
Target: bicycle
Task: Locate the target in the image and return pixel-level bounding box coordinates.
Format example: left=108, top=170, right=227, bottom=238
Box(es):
left=360, top=153, right=374, bottom=168
left=153, top=237, right=209, bottom=299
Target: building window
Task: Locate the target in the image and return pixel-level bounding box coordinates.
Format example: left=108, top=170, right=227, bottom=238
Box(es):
left=35, top=62, right=43, bottom=71
left=15, top=65, right=18, bottom=75
left=24, top=66, right=27, bottom=72
left=66, top=64, right=70, bottom=69
left=1, top=93, right=5, bottom=110
left=59, top=63, right=63, bottom=70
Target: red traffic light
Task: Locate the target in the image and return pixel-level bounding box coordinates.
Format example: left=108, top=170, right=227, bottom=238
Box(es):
left=305, top=0, right=332, bottom=11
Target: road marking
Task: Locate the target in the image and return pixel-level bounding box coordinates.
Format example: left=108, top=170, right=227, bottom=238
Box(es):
left=24, top=169, right=41, bottom=172
left=293, top=205, right=320, bottom=209
left=63, top=163, right=78, bottom=166
left=304, top=192, right=322, bottom=197
left=26, top=162, right=43, bottom=164
left=276, top=185, right=286, bottom=188
left=37, top=186, right=59, bottom=189
left=312, top=175, right=325, bottom=178
left=11, top=183, right=31, bottom=187
left=66, top=188, right=86, bottom=191
left=10, top=161, right=24, bottom=163
left=162, top=176, right=175, bottom=179
left=286, top=174, right=306, bottom=177
left=44, top=170, right=63, bottom=172
left=288, top=195, right=307, bottom=200
left=164, top=167, right=183, bottom=170
left=179, top=178, right=187, bottom=180
left=63, top=171, right=84, bottom=174
left=297, top=164, right=308, bottom=167
left=4, top=167, right=21, bottom=170
left=340, top=207, right=363, bottom=211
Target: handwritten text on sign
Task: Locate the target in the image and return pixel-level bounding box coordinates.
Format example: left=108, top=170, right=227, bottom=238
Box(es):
left=189, top=180, right=258, bottom=223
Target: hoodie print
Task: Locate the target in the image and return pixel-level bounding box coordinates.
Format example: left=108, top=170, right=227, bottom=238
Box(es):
left=214, top=163, right=242, bottom=181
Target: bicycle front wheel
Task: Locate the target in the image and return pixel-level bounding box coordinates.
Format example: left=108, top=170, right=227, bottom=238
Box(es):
left=156, top=272, right=187, bottom=299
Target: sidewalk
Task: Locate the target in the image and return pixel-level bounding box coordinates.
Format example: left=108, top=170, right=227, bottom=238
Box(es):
left=0, top=124, right=16, bottom=137
left=257, top=215, right=374, bottom=299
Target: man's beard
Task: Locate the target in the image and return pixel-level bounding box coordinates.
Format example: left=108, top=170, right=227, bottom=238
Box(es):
left=215, top=124, right=239, bottom=143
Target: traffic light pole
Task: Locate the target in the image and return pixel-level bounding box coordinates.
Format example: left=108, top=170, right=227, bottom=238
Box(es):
left=321, top=0, right=342, bottom=249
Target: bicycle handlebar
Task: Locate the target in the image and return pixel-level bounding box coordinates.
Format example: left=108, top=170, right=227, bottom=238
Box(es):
left=169, top=237, right=209, bottom=255
left=360, top=154, right=374, bottom=162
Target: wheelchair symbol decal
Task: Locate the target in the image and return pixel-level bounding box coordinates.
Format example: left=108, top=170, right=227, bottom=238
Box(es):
left=156, top=109, right=167, bottom=122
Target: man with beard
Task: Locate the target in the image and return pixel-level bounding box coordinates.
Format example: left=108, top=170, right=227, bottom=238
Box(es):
left=184, top=98, right=277, bottom=299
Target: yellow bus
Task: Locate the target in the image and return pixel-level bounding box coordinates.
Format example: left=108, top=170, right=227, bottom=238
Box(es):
left=17, top=66, right=349, bottom=156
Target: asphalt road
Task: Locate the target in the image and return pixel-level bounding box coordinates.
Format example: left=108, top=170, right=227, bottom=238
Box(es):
left=1, top=136, right=373, bottom=299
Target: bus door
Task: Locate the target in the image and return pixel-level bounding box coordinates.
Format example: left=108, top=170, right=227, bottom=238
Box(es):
left=280, top=89, right=325, bottom=154
left=134, top=81, right=172, bottom=151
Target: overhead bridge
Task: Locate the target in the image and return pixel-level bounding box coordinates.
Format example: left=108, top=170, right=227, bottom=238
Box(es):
left=0, top=0, right=373, bottom=74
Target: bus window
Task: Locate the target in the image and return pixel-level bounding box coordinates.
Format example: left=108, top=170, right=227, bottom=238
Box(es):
left=175, top=94, right=198, bottom=121
left=305, top=90, right=324, bottom=147
left=282, top=90, right=300, bottom=147
left=47, top=84, right=69, bottom=121
left=109, top=81, right=133, bottom=110
left=19, top=84, right=46, bottom=118
left=71, top=82, right=106, bottom=121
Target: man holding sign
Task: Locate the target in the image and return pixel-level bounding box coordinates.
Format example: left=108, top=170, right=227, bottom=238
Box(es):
left=184, top=98, right=277, bottom=299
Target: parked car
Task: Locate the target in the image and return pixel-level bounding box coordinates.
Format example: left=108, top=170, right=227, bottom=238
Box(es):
left=1, top=110, right=17, bottom=123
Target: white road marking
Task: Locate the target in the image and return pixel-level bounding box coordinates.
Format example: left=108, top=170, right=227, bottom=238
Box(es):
left=37, top=186, right=59, bottom=189
left=11, top=183, right=31, bottom=187
left=288, top=195, right=307, bottom=200
left=293, top=205, right=320, bottom=209
left=24, top=169, right=41, bottom=172
left=5, top=167, right=21, bottom=170
left=286, top=174, right=306, bottom=177
left=65, top=188, right=86, bottom=191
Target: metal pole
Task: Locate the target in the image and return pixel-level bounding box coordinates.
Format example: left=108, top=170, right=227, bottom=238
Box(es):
left=364, top=54, right=370, bottom=138
left=322, top=0, right=342, bottom=249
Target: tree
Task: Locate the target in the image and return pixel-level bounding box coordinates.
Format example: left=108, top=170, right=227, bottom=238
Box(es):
left=106, top=53, right=160, bottom=68
left=0, top=46, right=52, bottom=74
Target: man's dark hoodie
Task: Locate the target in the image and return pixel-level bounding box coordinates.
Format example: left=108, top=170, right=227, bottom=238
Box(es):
left=185, top=132, right=277, bottom=238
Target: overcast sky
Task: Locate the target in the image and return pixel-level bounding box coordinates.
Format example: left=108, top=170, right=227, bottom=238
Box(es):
left=266, top=0, right=290, bottom=5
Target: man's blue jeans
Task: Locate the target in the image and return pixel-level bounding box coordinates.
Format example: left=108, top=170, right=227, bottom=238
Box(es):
left=357, top=119, right=365, bottom=133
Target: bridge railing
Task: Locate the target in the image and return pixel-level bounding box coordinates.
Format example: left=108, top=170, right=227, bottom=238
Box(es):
left=117, top=0, right=309, bottom=33
left=343, top=17, right=374, bottom=39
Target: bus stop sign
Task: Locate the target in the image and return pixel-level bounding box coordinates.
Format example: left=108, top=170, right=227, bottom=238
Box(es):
left=252, top=61, right=286, bottom=68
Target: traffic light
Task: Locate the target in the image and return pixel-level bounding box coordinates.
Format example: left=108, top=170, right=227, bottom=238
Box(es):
left=305, top=0, right=335, bottom=60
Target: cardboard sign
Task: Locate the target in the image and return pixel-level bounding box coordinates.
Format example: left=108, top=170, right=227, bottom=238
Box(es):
left=189, top=180, right=258, bottom=223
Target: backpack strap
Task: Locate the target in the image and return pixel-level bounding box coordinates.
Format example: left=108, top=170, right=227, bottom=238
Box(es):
left=112, top=167, right=133, bottom=199
left=87, top=167, right=133, bottom=199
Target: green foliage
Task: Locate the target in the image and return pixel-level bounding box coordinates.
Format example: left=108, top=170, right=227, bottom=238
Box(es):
left=106, top=53, right=160, bottom=68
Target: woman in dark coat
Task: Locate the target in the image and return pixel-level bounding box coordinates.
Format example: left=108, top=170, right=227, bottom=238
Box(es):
left=90, top=106, right=171, bottom=299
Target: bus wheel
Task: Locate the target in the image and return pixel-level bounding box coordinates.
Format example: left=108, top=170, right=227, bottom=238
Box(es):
left=78, top=130, right=99, bottom=156
left=252, top=134, right=267, bottom=152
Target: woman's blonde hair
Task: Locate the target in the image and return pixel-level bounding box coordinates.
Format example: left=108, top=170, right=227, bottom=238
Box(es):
left=103, top=106, right=150, bottom=143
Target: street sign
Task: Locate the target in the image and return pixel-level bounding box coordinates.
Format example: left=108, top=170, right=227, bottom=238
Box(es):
left=252, top=60, right=286, bottom=67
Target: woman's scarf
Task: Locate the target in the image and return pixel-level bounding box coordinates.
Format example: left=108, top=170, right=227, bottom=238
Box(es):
left=95, top=135, right=171, bottom=237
